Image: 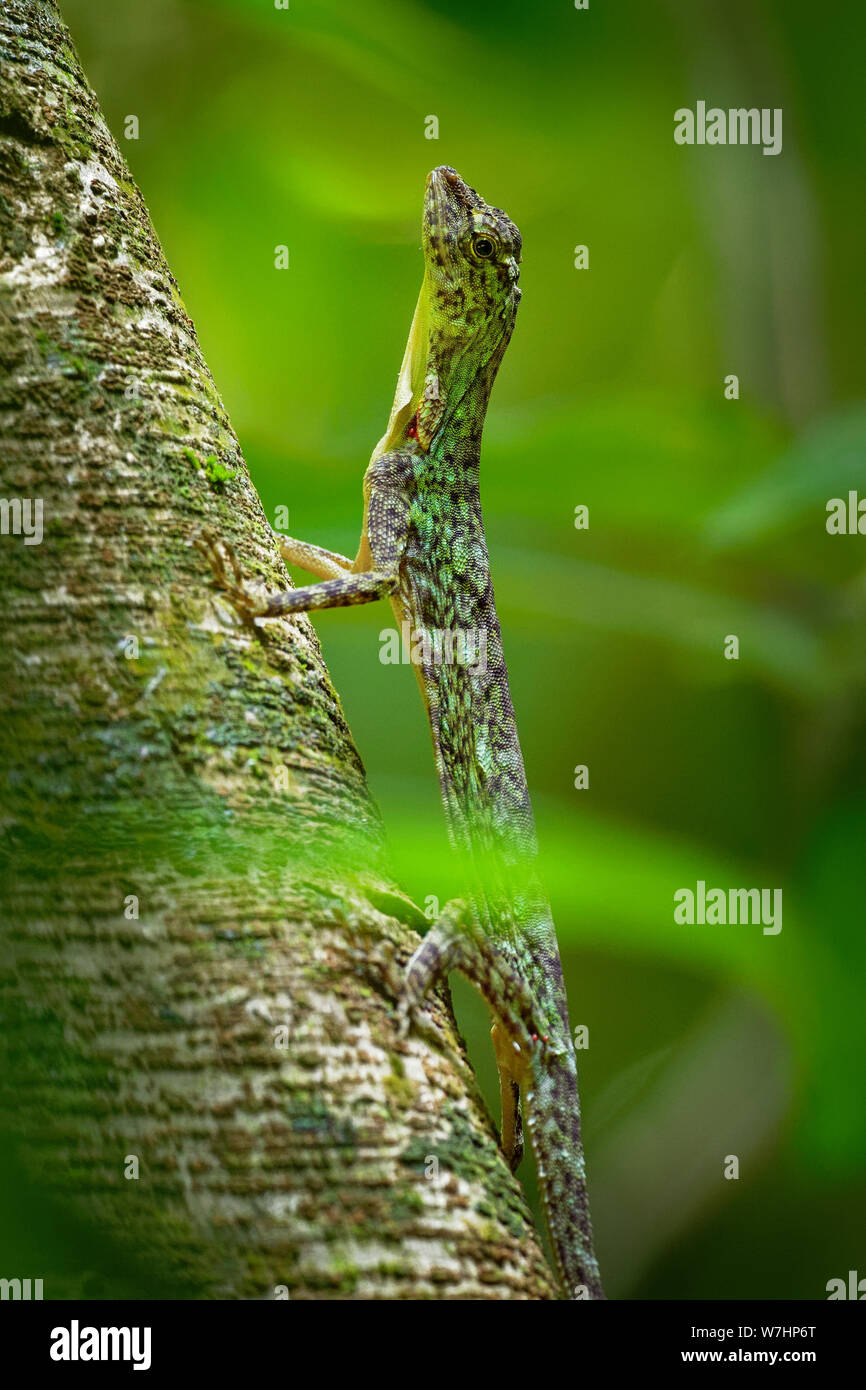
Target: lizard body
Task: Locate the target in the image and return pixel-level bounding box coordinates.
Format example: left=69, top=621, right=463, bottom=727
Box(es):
left=201, top=167, right=603, bottom=1300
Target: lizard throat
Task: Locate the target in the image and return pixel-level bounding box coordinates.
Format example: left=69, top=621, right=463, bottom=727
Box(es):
left=371, top=270, right=516, bottom=462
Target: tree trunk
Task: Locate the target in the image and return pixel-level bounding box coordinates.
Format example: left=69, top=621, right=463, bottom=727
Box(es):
left=0, top=0, right=555, bottom=1300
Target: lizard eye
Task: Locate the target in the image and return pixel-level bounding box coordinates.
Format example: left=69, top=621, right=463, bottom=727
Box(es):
left=471, top=232, right=498, bottom=261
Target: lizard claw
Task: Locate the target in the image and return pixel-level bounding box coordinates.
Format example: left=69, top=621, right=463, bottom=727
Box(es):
left=195, top=528, right=269, bottom=619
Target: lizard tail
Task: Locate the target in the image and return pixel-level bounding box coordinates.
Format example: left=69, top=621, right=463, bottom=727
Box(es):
left=524, top=1046, right=606, bottom=1300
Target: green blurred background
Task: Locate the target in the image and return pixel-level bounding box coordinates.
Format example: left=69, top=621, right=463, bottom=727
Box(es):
left=60, top=0, right=866, bottom=1298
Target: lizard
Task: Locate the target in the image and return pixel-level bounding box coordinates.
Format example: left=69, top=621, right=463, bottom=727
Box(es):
left=198, top=166, right=604, bottom=1300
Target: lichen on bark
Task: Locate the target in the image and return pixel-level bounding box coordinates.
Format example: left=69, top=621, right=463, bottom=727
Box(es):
left=0, top=0, right=555, bottom=1299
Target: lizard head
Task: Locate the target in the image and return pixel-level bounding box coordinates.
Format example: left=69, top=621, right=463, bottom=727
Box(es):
left=372, top=167, right=522, bottom=460
left=422, top=165, right=522, bottom=335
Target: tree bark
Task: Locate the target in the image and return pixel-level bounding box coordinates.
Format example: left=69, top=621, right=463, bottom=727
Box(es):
left=0, top=0, right=555, bottom=1299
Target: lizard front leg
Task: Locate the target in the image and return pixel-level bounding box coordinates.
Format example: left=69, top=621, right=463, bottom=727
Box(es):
left=197, top=527, right=397, bottom=618
left=197, top=451, right=413, bottom=621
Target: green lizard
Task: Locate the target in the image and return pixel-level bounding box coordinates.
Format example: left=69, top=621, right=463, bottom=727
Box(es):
left=200, top=166, right=604, bottom=1300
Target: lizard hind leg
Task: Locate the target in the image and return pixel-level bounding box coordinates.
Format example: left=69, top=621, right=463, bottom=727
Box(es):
left=397, top=897, right=469, bottom=1034
left=492, top=1024, right=525, bottom=1173
left=400, top=900, right=539, bottom=1044
left=273, top=533, right=354, bottom=580
left=400, top=898, right=540, bottom=1171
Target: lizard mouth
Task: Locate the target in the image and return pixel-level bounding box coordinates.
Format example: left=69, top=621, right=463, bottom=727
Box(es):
left=426, top=165, right=471, bottom=202
left=424, top=166, right=483, bottom=251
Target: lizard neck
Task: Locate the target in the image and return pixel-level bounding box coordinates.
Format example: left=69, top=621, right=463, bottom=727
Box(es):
left=427, top=315, right=514, bottom=462
left=372, top=267, right=518, bottom=465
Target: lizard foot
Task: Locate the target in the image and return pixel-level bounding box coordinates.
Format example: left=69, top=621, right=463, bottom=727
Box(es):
left=195, top=528, right=270, bottom=620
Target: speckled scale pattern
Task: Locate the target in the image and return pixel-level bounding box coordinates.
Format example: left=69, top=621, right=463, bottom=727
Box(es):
left=361, top=169, right=604, bottom=1297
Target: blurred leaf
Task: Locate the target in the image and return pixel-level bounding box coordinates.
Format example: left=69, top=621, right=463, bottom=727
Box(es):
left=706, top=403, right=866, bottom=548
left=495, top=547, right=836, bottom=698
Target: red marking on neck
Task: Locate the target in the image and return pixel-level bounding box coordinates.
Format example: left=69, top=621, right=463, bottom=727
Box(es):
left=406, top=412, right=418, bottom=440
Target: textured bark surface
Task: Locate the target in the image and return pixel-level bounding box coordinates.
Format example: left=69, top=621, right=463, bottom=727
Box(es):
left=0, top=0, right=555, bottom=1299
